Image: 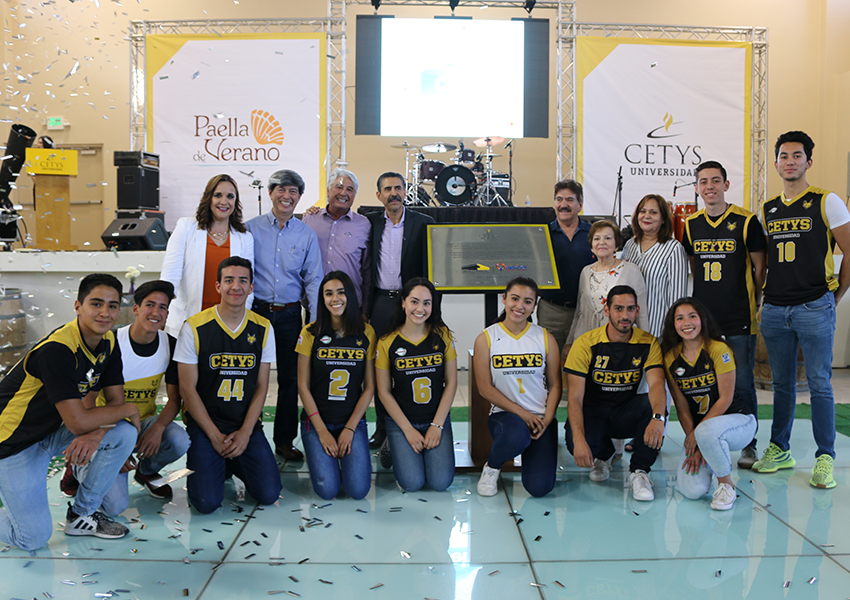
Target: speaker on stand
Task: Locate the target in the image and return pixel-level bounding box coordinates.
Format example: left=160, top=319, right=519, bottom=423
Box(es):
left=102, top=152, right=168, bottom=250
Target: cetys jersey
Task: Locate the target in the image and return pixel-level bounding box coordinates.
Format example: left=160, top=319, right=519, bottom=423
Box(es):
left=664, top=340, right=750, bottom=426
left=295, top=324, right=376, bottom=424
left=176, top=307, right=273, bottom=434
left=564, top=324, right=663, bottom=407
left=96, top=325, right=170, bottom=420
left=376, top=326, right=457, bottom=423
left=485, top=321, right=549, bottom=415
left=683, top=204, right=766, bottom=335
left=761, top=187, right=839, bottom=306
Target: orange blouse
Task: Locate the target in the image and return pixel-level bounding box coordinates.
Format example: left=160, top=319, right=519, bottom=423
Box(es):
left=201, top=234, right=231, bottom=310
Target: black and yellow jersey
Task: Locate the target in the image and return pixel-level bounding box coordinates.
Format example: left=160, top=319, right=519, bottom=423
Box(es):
left=761, top=187, right=838, bottom=306
left=295, top=323, right=376, bottom=424
left=0, top=319, right=122, bottom=459
left=376, top=327, right=457, bottom=423
left=684, top=204, right=766, bottom=335
left=175, top=307, right=273, bottom=435
left=564, top=325, right=663, bottom=407
left=96, top=326, right=171, bottom=420
left=664, top=340, right=750, bottom=426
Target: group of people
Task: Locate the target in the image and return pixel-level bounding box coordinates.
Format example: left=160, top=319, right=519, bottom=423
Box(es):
left=0, top=129, right=845, bottom=552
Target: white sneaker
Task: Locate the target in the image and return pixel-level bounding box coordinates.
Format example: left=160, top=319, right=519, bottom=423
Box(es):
left=710, top=483, right=736, bottom=510
left=629, top=470, right=654, bottom=501
left=477, top=463, right=500, bottom=497
left=589, top=458, right=611, bottom=482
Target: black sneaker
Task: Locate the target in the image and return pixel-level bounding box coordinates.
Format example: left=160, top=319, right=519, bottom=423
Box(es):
left=379, top=437, right=393, bottom=469
left=64, top=503, right=129, bottom=539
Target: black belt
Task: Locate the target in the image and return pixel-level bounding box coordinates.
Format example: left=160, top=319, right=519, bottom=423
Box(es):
left=375, top=288, right=401, bottom=299
left=254, top=300, right=299, bottom=313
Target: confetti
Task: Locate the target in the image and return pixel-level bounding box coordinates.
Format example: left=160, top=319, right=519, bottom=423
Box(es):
left=23, top=560, right=33, bottom=568
left=807, top=577, right=817, bottom=584
left=400, top=551, right=411, bottom=559
left=632, top=570, right=648, bottom=573
left=530, top=583, right=546, bottom=587
left=544, top=511, right=550, bottom=516
left=288, top=576, right=299, bottom=583
left=192, top=71, right=200, bottom=79
left=319, top=579, right=333, bottom=585
left=369, top=584, right=384, bottom=590
left=434, top=516, right=442, bottom=521
left=298, top=557, right=309, bottom=564
left=354, top=534, right=363, bottom=540
left=488, top=570, right=500, bottom=576
left=554, top=580, right=565, bottom=588
left=286, top=593, right=300, bottom=598
left=715, top=570, right=722, bottom=577
left=351, top=565, right=361, bottom=572
left=783, top=581, right=791, bottom=588
left=217, top=541, right=225, bottom=550
left=534, top=536, right=542, bottom=541
left=244, top=553, right=255, bottom=560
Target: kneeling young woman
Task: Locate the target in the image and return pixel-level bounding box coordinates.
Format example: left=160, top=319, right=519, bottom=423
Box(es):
left=376, top=278, right=457, bottom=492
left=296, top=271, right=375, bottom=500
left=660, top=298, right=756, bottom=510
left=473, top=277, right=562, bottom=498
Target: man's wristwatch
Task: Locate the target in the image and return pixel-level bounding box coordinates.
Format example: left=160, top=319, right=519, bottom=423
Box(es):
left=652, top=413, right=666, bottom=423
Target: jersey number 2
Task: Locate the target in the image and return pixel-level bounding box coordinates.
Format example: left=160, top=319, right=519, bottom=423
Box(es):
left=329, top=369, right=350, bottom=400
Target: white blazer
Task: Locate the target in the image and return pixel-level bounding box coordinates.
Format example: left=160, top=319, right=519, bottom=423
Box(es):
left=160, top=217, right=255, bottom=337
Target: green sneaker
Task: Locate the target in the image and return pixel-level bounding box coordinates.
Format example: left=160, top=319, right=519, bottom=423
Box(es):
left=810, top=455, right=836, bottom=489
left=751, top=442, right=796, bottom=473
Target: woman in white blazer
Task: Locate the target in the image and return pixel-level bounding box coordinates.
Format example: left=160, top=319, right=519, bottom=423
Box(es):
left=161, top=174, right=254, bottom=338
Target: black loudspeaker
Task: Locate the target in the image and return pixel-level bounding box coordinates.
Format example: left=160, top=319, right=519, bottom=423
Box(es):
left=117, top=165, right=160, bottom=210
left=101, top=217, right=169, bottom=250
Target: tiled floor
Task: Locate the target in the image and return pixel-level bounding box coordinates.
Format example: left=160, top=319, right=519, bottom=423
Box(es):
left=2, top=418, right=850, bottom=600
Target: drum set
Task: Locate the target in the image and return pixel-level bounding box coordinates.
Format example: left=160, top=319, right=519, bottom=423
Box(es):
left=392, top=136, right=513, bottom=207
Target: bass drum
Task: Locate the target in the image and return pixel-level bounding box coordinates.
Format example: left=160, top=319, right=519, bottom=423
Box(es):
left=435, top=164, right=477, bottom=206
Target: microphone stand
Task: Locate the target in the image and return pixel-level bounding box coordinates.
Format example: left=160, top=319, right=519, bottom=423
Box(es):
left=505, top=139, right=514, bottom=205
left=610, top=166, right=624, bottom=227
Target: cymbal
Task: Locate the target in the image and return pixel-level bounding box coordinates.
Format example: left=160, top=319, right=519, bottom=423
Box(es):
left=421, top=142, right=457, bottom=153
left=473, top=136, right=505, bottom=148
left=390, top=142, right=418, bottom=149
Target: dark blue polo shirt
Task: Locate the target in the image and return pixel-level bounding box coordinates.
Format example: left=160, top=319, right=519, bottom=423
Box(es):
left=540, top=218, right=594, bottom=307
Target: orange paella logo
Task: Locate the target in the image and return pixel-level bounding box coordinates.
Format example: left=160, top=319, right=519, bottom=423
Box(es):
left=193, top=109, right=284, bottom=162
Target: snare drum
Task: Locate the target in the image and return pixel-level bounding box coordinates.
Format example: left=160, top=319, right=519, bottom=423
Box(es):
left=418, top=160, right=445, bottom=183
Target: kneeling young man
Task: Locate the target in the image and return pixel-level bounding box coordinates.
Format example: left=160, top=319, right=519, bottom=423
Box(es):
left=63, top=280, right=191, bottom=512
left=175, top=257, right=281, bottom=513
left=564, top=285, right=666, bottom=501
left=0, top=274, right=139, bottom=550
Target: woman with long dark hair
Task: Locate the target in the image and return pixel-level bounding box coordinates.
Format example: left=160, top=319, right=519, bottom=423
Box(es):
left=660, top=297, right=756, bottom=510
left=375, top=277, right=457, bottom=492
left=295, top=271, right=375, bottom=500
left=473, top=277, right=561, bottom=498
left=161, top=174, right=253, bottom=337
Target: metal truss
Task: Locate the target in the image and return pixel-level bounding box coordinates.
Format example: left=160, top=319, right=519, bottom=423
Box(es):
left=347, top=1, right=563, bottom=8
left=574, top=23, right=768, bottom=207
left=129, top=15, right=348, bottom=170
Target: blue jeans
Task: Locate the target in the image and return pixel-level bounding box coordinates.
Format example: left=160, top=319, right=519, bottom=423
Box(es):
left=0, top=421, right=136, bottom=551
left=487, top=411, right=558, bottom=498
left=254, top=302, right=302, bottom=448
left=301, top=418, right=371, bottom=500
left=186, top=424, right=281, bottom=514
left=386, top=414, right=455, bottom=492
left=725, top=333, right=758, bottom=443
left=677, top=413, right=757, bottom=500
left=760, top=292, right=836, bottom=458
left=90, top=416, right=191, bottom=516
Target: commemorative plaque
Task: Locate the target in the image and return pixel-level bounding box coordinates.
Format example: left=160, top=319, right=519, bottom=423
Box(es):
left=427, top=223, right=559, bottom=292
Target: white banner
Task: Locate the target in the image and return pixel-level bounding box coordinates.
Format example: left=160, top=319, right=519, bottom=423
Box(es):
left=147, top=35, right=326, bottom=229
left=577, top=38, right=752, bottom=219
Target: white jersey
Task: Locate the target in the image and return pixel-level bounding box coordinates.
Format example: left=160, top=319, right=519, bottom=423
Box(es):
left=105, top=325, right=170, bottom=420
left=484, top=321, right=549, bottom=415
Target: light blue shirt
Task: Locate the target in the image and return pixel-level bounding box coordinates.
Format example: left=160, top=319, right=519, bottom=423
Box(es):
left=376, top=209, right=405, bottom=291
left=246, top=212, right=322, bottom=318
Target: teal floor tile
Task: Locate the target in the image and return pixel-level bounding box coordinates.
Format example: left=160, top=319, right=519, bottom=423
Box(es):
left=204, top=561, right=543, bottom=600
left=534, top=555, right=850, bottom=600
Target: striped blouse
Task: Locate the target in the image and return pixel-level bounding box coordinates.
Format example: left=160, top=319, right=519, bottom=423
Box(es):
left=621, top=237, right=689, bottom=337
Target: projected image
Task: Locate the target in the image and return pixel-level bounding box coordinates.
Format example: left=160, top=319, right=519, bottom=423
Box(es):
left=380, top=19, right=524, bottom=138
